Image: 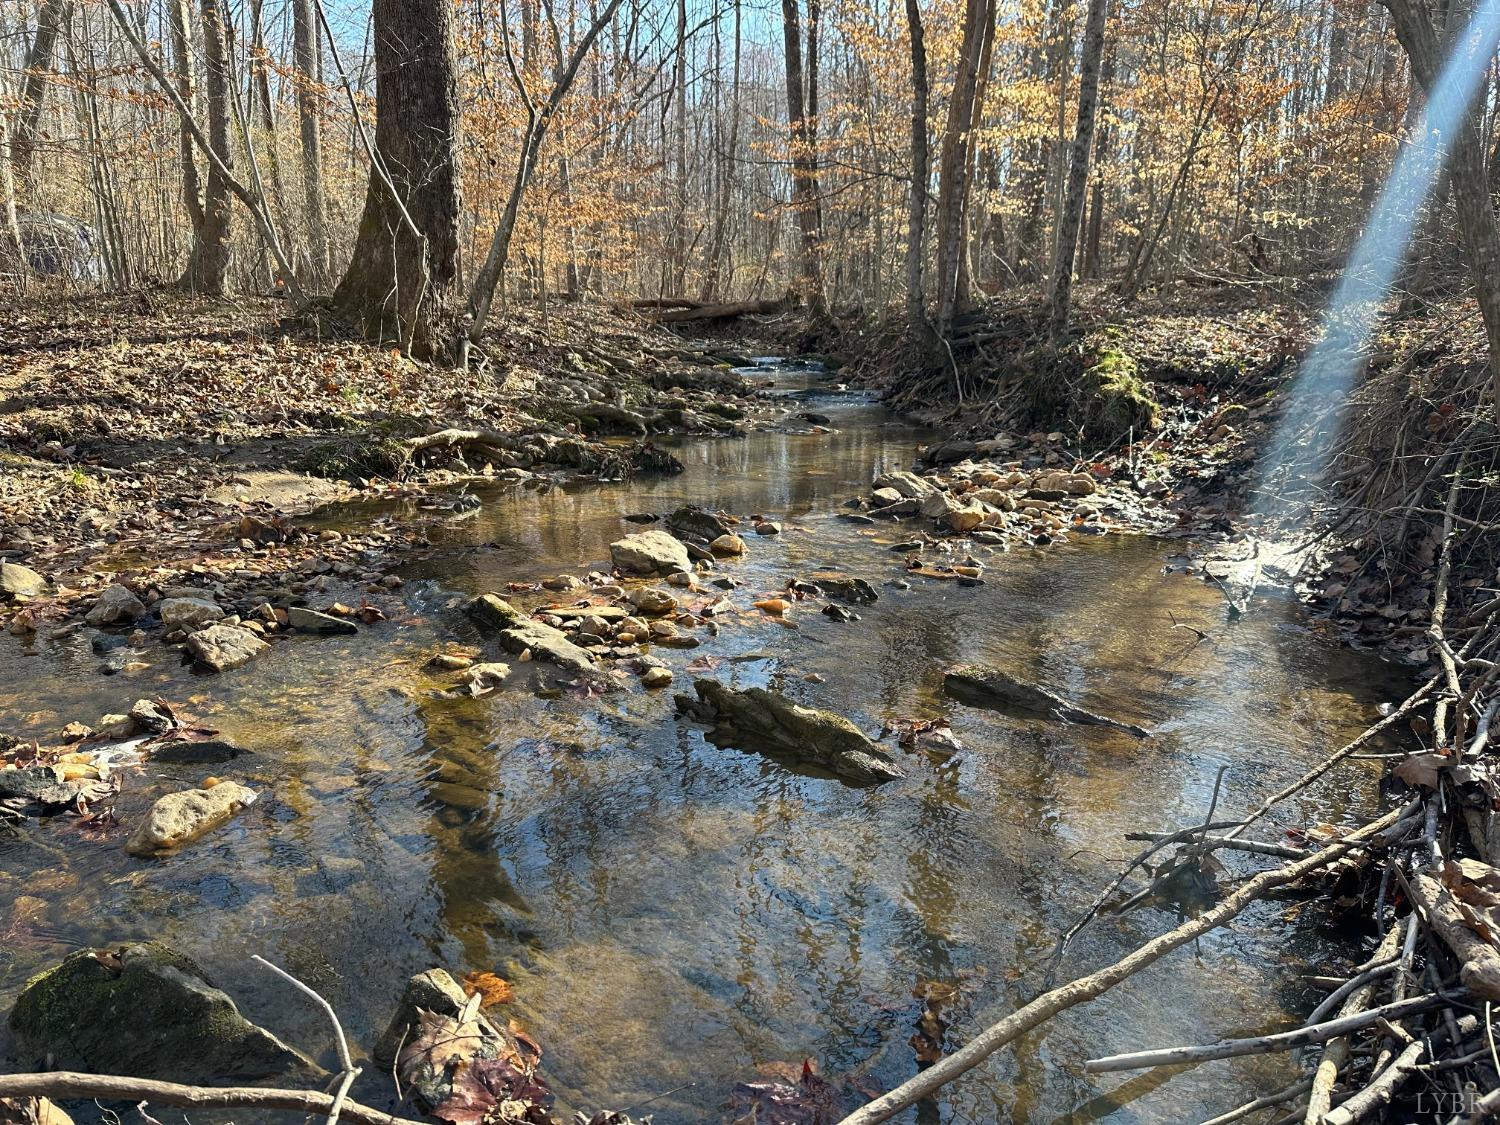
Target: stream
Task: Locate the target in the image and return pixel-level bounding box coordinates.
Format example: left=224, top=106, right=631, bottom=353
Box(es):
left=0, top=363, right=1411, bottom=1123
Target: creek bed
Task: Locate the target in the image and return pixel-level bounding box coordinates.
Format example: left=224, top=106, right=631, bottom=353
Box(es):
left=0, top=364, right=1409, bottom=1123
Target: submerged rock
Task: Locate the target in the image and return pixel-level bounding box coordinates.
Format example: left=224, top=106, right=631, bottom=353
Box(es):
left=467, top=594, right=598, bottom=677
left=287, top=606, right=359, bottom=635
left=676, top=678, right=903, bottom=784
left=9, top=941, right=315, bottom=1083
left=125, top=781, right=258, bottom=856
left=610, top=530, right=692, bottom=575
left=806, top=571, right=879, bottom=604
left=943, top=666, right=1151, bottom=738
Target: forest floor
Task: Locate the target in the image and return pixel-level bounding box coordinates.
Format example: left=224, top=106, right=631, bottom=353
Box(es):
left=0, top=289, right=776, bottom=638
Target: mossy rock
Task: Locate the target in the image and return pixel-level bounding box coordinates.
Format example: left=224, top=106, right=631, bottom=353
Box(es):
left=9, top=942, right=318, bottom=1083
left=1078, top=347, right=1160, bottom=442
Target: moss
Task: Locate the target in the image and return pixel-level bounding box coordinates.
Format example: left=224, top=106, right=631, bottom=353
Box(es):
left=9, top=942, right=312, bottom=1083
left=1078, top=346, right=1161, bottom=442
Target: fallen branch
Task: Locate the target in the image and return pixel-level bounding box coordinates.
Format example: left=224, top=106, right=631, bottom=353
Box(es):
left=1082, top=993, right=1444, bottom=1072
left=0, top=1074, right=426, bottom=1125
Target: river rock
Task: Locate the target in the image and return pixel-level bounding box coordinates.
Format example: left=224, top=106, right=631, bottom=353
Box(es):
left=287, top=606, right=359, bottom=635
left=8, top=942, right=315, bottom=1083
left=187, top=623, right=269, bottom=672
left=943, top=665, right=1151, bottom=738
left=806, top=572, right=879, bottom=604
left=710, top=534, right=746, bottom=557
left=754, top=521, right=782, bottom=536
left=610, top=530, right=692, bottom=575
left=666, top=505, right=733, bottom=541
left=874, top=470, right=938, bottom=499
left=159, top=597, right=224, bottom=631
left=923, top=439, right=980, bottom=466
left=0, top=561, right=46, bottom=600
left=85, top=584, right=147, bottom=626
left=466, top=594, right=598, bottom=677
left=641, top=666, right=673, bottom=688
left=125, top=781, right=258, bottom=856
left=920, top=491, right=986, bottom=532
left=0, top=765, right=69, bottom=802
left=628, top=587, right=678, bottom=616
left=676, top=678, right=903, bottom=785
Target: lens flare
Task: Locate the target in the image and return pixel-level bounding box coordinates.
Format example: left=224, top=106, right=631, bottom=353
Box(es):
left=1255, top=0, right=1500, bottom=522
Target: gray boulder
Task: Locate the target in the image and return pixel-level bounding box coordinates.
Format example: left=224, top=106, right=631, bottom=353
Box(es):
left=467, top=594, right=598, bottom=677
left=8, top=942, right=317, bottom=1083
left=159, top=597, right=224, bottom=631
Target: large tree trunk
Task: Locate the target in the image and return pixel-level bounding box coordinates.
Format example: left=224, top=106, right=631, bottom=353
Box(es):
left=1046, top=0, right=1108, bottom=338
left=11, top=0, right=72, bottom=197
left=903, top=0, right=930, bottom=334
left=1383, top=0, right=1500, bottom=423
left=292, top=0, right=330, bottom=288
left=933, top=0, right=993, bottom=337
left=780, top=0, right=826, bottom=314
left=178, top=0, right=233, bottom=294
left=332, top=0, right=463, bottom=355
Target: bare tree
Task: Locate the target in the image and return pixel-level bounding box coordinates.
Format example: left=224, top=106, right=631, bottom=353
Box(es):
left=1046, top=0, right=1108, bottom=339
left=292, top=0, right=330, bottom=287
left=903, top=0, right=930, bottom=336
left=331, top=0, right=463, bottom=354
left=780, top=0, right=826, bottom=314
left=178, top=0, right=234, bottom=294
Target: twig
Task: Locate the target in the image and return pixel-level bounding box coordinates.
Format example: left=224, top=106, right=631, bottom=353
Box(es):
left=253, top=955, right=361, bottom=1125
left=1083, top=993, right=1444, bottom=1072
left=1197, top=1078, right=1313, bottom=1125
left=0, top=1075, right=422, bottom=1125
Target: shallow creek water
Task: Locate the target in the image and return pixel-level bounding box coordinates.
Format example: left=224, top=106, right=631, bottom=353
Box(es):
left=1, top=366, right=1411, bottom=1123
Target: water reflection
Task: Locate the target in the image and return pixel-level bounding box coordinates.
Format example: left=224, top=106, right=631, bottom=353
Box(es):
left=0, top=379, right=1410, bottom=1122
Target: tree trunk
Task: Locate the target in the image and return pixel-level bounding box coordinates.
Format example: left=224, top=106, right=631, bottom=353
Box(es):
left=1384, top=0, right=1500, bottom=423
left=1047, top=0, right=1108, bottom=339
left=11, top=0, right=71, bottom=198
left=780, top=0, right=826, bottom=314
left=332, top=0, right=463, bottom=355
left=903, top=0, right=930, bottom=333
left=933, top=0, right=993, bottom=337
left=292, top=0, right=330, bottom=287
left=178, top=0, right=233, bottom=294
